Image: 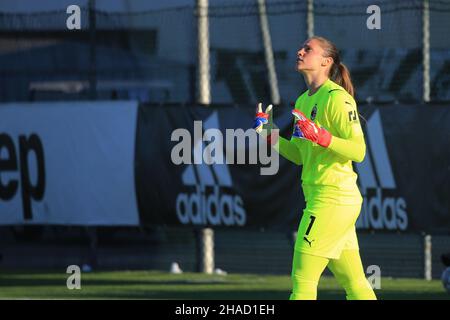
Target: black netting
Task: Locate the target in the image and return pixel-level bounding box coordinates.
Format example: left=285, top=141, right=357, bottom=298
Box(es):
left=0, top=0, right=449, bottom=103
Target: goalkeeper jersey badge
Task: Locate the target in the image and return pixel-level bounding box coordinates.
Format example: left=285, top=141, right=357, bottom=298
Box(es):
left=310, top=104, right=318, bottom=120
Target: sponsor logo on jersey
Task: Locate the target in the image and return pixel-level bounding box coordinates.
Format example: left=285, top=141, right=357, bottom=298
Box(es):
left=311, top=104, right=318, bottom=120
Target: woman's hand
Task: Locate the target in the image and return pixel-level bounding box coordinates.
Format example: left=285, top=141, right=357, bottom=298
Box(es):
left=253, top=102, right=273, bottom=133
left=253, top=103, right=279, bottom=146
left=291, top=109, right=331, bottom=148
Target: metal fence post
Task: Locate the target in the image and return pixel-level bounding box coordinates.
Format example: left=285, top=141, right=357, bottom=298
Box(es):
left=307, top=0, right=314, bottom=38
left=88, top=0, right=97, bottom=100
left=196, top=228, right=214, bottom=274
left=197, top=0, right=211, bottom=105
left=257, top=0, right=280, bottom=105
left=422, top=0, right=430, bottom=102
left=195, top=0, right=214, bottom=275
left=424, top=234, right=432, bottom=280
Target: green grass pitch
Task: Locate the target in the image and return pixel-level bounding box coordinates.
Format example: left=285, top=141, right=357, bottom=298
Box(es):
left=0, top=270, right=448, bottom=300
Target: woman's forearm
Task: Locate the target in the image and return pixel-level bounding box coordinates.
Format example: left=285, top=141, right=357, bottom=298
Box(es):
left=276, top=136, right=302, bottom=165
left=328, top=134, right=366, bottom=163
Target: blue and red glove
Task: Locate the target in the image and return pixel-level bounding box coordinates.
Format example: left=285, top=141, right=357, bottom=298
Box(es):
left=253, top=103, right=278, bottom=145
left=291, top=109, right=332, bottom=148
left=291, top=110, right=306, bottom=139
left=253, top=103, right=272, bottom=133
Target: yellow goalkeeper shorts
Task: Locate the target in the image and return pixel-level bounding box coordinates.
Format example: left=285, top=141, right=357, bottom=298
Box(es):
left=294, top=201, right=361, bottom=259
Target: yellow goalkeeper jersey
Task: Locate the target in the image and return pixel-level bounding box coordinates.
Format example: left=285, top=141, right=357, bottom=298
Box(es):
left=277, top=79, right=366, bottom=205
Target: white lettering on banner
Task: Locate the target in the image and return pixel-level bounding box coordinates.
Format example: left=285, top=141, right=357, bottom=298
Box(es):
left=355, top=110, right=408, bottom=231
left=175, top=112, right=249, bottom=226
left=0, top=133, right=45, bottom=221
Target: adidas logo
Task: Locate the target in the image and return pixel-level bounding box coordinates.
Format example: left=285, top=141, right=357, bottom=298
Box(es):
left=175, top=112, right=247, bottom=226
left=355, top=110, right=408, bottom=231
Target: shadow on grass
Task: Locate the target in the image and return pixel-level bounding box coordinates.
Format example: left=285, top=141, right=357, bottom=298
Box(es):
left=0, top=272, right=448, bottom=300
left=17, top=289, right=448, bottom=300
left=0, top=278, right=233, bottom=287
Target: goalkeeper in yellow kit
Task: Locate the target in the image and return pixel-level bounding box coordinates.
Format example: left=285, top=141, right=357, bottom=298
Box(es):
left=254, top=36, right=376, bottom=300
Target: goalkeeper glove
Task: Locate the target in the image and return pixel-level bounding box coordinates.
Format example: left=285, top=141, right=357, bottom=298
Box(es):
left=253, top=102, right=278, bottom=145
left=291, top=109, right=332, bottom=148
left=253, top=102, right=272, bottom=133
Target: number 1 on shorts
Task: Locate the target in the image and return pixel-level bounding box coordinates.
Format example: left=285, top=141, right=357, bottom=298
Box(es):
left=305, top=216, right=316, bottom=236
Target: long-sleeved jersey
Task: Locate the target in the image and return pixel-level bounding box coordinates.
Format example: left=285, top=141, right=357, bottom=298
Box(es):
left=277, top=79, right=366, bottom=205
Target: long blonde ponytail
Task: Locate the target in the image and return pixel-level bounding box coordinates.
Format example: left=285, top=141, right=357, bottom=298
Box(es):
left=311, top=36, right=355, bottom=97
